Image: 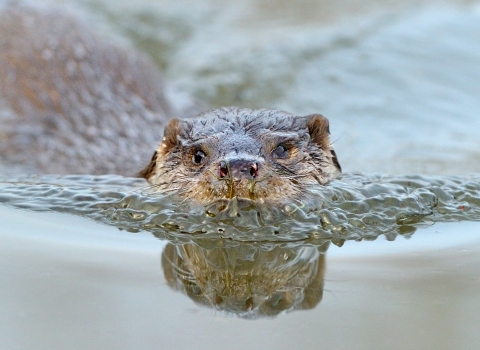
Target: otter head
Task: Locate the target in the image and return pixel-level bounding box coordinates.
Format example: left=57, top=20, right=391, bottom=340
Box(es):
left=140, top=107, right=341, bottom=205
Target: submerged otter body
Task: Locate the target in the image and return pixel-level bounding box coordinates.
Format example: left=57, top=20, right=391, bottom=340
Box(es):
left=0, top=3, right=197, bottom=176
left=0, top=3, right=341, bottom=204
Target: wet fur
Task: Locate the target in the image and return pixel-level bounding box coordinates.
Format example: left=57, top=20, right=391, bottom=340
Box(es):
left=142, top=107, right=341, bottom=205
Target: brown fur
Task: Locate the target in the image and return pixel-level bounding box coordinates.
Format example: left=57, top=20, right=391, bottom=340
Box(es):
left=138, top=151, right=158, bottom=179
left=143, top=107, right=341, bottom=205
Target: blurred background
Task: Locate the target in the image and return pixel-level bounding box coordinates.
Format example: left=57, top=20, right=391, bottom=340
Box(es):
left=66, top=0, right=480, bottom=175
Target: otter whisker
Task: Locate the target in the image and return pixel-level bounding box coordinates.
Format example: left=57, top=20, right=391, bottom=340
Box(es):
left=329, top=133, right=343, bottom=146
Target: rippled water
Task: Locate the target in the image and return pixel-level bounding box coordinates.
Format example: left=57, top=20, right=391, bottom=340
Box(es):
left=1, top=173, right=480, bottom=243
left=2, top=0, right=480, bottom=349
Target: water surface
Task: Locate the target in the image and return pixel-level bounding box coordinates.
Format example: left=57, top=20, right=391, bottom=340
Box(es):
left=1, top=205, right=480, bottom=349
left=1, top=0, right=480, bottom=349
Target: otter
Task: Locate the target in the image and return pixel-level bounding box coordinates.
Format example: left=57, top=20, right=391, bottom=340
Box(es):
left=141, top=107, right=341, bottom=205
left=0, top=3, right=341, bottom=205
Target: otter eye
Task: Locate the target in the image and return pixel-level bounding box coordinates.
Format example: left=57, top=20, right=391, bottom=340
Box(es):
left=193, top=150, right=207, bottom=164
left=272, top=145, right=288, bottom=159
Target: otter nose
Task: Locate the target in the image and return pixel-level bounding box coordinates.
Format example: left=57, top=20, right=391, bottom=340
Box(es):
left=219, top=159, right=259, bottom=180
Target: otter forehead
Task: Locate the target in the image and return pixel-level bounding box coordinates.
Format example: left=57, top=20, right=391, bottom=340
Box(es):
left=176, top=107, right=311, bottom=149
left=175, top=107, right=312, bottom=158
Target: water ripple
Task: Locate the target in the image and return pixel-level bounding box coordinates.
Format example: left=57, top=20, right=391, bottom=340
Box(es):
left=1, top=173, right=479, bottom=244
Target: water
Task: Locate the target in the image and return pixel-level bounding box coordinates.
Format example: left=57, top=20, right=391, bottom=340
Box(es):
left=2, top=206, right=480, bottom=349
left=1, top=173, right=480, bottom=241
left=89, top=0, right=480, bottom=175
left=1, top=0, right=480, bottom=349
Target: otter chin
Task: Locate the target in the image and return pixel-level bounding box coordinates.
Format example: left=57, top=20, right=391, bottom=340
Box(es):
left=140, top=107, right=341, bottom=205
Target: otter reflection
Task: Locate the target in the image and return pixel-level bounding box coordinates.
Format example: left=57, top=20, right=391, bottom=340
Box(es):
left=162, top=240, right=329, bottom=318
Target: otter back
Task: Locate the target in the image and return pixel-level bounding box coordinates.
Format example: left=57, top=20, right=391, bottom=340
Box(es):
left=0, top=3, right=175, bottom=175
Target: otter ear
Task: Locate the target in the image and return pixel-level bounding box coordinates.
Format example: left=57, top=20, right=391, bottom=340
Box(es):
left=305, top=114, right=342, bottom=172
left=139, top=118, right=182, bottom=180
left=305, top=114, right=331, bottom=150
left=161, top=118, right=182, bottom=155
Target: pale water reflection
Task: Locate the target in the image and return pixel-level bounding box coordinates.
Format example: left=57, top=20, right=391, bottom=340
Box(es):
left=1, top=206, right=479, bottom=349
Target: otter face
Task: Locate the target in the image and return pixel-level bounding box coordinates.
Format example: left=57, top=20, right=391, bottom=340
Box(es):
left=140, top=107, right=341, bottom=205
